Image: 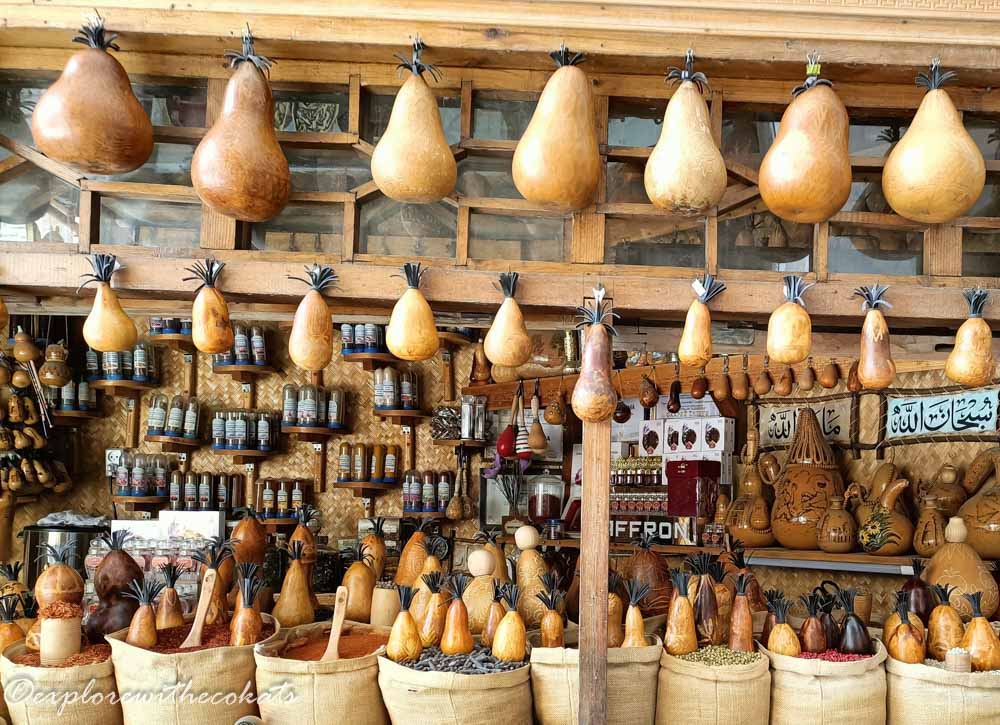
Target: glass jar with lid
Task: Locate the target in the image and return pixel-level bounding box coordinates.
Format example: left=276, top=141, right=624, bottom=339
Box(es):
left=370, top=444, right=386, bottom=483
left=250, top=325, right=267, bottom=366
left=60, top=379, right=76, bottom=411
left=165, top=395, right=186, bottom=437
left=130, top=454, right=149, bottom=497
left=233, top=323, right=251, bottom=364
left=147, top=344, right=159, bottom=384
left=352, top=443, right=370, bottom=482
left=85, top=348, right=100, bottom=380
left=121, top=346, right=133, bottom=380
left=132, top=341, right=150, bottom=382
left=296, top=384, right=319, bottom=427
left=528, top=475, right=565, bottom=525
left=327, top=389, right=345, bottom=429
left=257, top=411, right=272, bottom=451
left=340, top=323, right=354, bottom=354
left=338, top=443, right=353, bottom=482
left=316, top=388, right=327, bottom=426
left=281, top=384, right=298, bottom=425
left=210, top=410, right=226, bottom=448
left=102, top=351, right=122, bottom=380
left=384, top=445, right=400, bottom=484
left=400, top=370, right=419, bottom=411
left=182, top=397, right=200, bottom=440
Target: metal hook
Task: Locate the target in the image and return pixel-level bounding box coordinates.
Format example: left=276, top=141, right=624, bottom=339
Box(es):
left=742, top=352, right=749, bottom=371
left=722, top=354, right=730, bottom=374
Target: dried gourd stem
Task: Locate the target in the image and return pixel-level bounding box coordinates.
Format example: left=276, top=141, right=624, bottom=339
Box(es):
left=73, top=12, right=119, bottom=52
left=793, top=51, right=834, bottom=96
left=666, top=49, right=709, bottom=93
left=224, top=25, right=274, bottom=75
left=575, top=284, right=619, bottom=335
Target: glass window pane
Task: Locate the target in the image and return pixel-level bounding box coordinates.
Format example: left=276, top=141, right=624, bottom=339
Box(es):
left=285, top=148, right=371, bottom=192
left=959, top=117, right=1000, bottom=218
left=718, top=211, right=811, bottom=272
left=0, top=170, right=78, bottom=244
left=469, top=212, right=565, bottom=262
left=93, top=142, right=194, bottom=185
left=962, top=229, right=1000, bottom=276
left=359, top=197, right=455, bottom=257
left=828, top=223, right=922, bottom=275
left=847, top=119, right=906, bottom=155
left=251, top=203, right=343, bottom=253
left=457, top=155, right=518, bottom=198
left=364, top=93, right=460, bottom=145
left=133, top=82, right=207, bottom=128
left=840, top=179, right=892, bottom=215
left=0, top=77, right=48, bottom=145
left=605, top=216, right=705, bottom=267
left=273, top=86, right=349, bottom=132
left=722, top=109, right=779, bottom=167
left=606, top=160, right=650, bottom=203
left=472, top=92, right=536, bottom=141
left=607, top=98, right=665, bottom=148
left=99, top=198, right=200, bottom=248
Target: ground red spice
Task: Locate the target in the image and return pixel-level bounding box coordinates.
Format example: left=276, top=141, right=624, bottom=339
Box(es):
left=148, top=621, right=276, bottom=654
left=282, top=632, right=388, bottom=661
left=38, top=601, right=83, bottom=620
left=798, top=649, right=873, bottom=662
left=11, top=644, right=111, bottom=668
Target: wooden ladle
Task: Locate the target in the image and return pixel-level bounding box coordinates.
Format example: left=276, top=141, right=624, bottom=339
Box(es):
left=321, top=586, right=349, bottom=661
left=180, top=568, right=216, bottom=649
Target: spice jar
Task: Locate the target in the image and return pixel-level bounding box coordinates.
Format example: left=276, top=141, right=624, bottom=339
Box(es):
left=149, top=316, right=164, bottom=336
left=60, top=379, right=76, bottom=411
left=232, top=411, right=249, bottom=450
left=198, top=473, right=212, bottom=511
left=371, top=444, right=386, bottom=483
left=210, top=410, right=226, bottom=449
left=422, top=472, right=437, bottom=512
left=384, top=368, right=399, bottom=409
left=43, top=384, right=59, bottom=410
left=373, top=369, right=385, bottom=410
left=338, top=443, right=353, bottom=482
left=147, top=345, right=159, bottom=384
left=163, top=317, right=180, bottom=335
left=257, top=411, right=272, bottom=452
left=341, top=323, right=354, bottom=354
left=152, top=455, right=169, bottom=497
left=364, top=323, right=377, bottom=352
left=183, top=473, right=198, bottom=510
left=121, top=346, right=133, bottom=380
left=164, top=395, right=185, bottom=437
left=130, top=455, right=148, bottom=497
left=85, top=348, right=100, bottom=380
left=132, top=341, right=150, bottom=382
left=282, top=384, right=298, bottom=425
left=352, top=443, right=369, bottom=482
left=102, top=351, right=122, bottom=380
left=384, top=445, right=400, bottom=484
left=180, top=318, right=192, bottom=336
left=250, top=325, right=267, bottom=366
left=401, top=369, right=419, bottom=410
left=291, top=479, right=303, bottom=515
left=115, top=453, right=132, bottom=497
left=354, top=323, right=367, bottom=352
left=528, top=475, right=565, bottom=525
left=327, top=389, right=345, bottom=429
left=276, top=480, right=289, bottom=517
left=437, top=472, right=452, bottom=512
left=233, top=324, right=251, bottom=364
left=262, top=480, right=275, bottom=518
left=215, top=474, right=230, bottom=514
left=169, top=471, right=183, bottom=510
left=182, top=397, right=200, bottom=440
left=316, top=388, right=327, bottom=426
left=297, top=384, right=319, bottom=427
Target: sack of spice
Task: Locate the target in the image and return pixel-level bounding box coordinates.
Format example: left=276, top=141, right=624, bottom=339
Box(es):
left=762, top=639, right=887, bottom=725
left=530, top=635, right=661, bottom=725
left=377, top=652, right=532, bottom=725
left=107, top=612, right=279, bottom=725
left=1, top=640, right=124, bottom=725
left=886, top=655, right=1000, bottom=724
left=255, top=620, right=390, bottom=725
left=656, top=647, right=770, bottom=725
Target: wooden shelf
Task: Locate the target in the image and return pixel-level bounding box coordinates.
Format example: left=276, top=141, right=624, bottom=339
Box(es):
left=145, top=434, right=202, bottom=452
left=51, top=409, right=102, bottom=426
left=212, top=364, right=275, bottom=383
left=342, top=352, right=399, bottom=371
left=374, top=409, right=429, bottom=425
left=280, top=424, right=347, bottom=442
left=91, top=379, right=156, bottom=397
left=334, top=480, right=398, bottom=497
left=408, top=510, right=447, bottom=519
left=112, top=495, right=168, bottom=510
left=152, top=333, right=196, bottom=352
left=438, top=331, right=474, bottom=347
left=262, top=517, right=299, bottom=530
left=209, top=447, right=271, bottom=464
left=433, top=439, right=487, bottom=448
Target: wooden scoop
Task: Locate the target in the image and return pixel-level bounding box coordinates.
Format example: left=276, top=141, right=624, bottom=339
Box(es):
left=321, top=586, right=349, bottom=661
left=180, top=568, right=216, bottom=649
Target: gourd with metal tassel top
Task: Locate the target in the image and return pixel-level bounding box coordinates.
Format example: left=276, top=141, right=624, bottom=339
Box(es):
left=484, top=272, right=532, bottom=368
left=184, top=259, right=234, bottom=354
left=767, top=275, right=813, bottom=365
left=287, top=265, right=338, bottom=372
left=946, top=288, right=994, bottom=387
left=386, top=262, right=439, bottom=361
left=571, top=284, right=618, bottom=423
left=79, top=254, right=137, bottom=352
left=854, top=283, right=896, bottom=389
left=678, top=274, right=726, bottom=369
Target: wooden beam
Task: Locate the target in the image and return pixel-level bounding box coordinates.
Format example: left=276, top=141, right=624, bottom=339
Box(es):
left=348, top=74, right=361, bottom=136
left=0, top=133, right=82, bottom=187
left=80, top=180, right=199, bottom=203
left=924, top=224, right=963, bottom=277
left=814, top=221, right=830, bottom=282
left=77, top=190, right=100, bottom=253
left=460, top=80, right=473, bottom=141
left=0, top=155, right=30, bottom=185
left=705, top=208, right=718, bottom=276
left=579, top=418, right=610, bottom=725
left=342, top=199, right=358, bottom=262
left=456, top=205, right=470, bottom=266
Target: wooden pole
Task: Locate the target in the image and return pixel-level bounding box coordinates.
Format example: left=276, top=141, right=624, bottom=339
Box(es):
left=579, top=418, right=611, bottom=725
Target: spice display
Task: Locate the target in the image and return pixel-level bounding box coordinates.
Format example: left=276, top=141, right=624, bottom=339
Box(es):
left=797, top=650, right=872, bottom=662
left=287, top=264, right=337, bottom=372
left=79, top=254, right=138, bottom=352
left=678, top=645, right=762, bottom=667
left=492, top=584, right=527, bottom=662
left=758, top=53, right=851, bottom=223
left=512, top=45, right=599, bottom=211
left=273, top=540, right=316, bottom=628
left=678, top=274, right=725, bottom=369
left=484, top=272, right=531, bottom=368
left=387, top=585, right=423, bottom=662
left=386, top=262, right=439, bottom=361
left=141, top=620, right=276, bottom=654
left=571, top=284, right=618, bottom=422
left=282, top=629, right=388, bottom=660
left=11, top=643, right=111, bottom=668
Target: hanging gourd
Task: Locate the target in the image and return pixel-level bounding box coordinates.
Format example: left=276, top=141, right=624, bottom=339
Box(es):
left=484, top=272, right=531, bottom=368
left=571, top=284, right=618, bottom=423
left=31, top=13, right=153, bottom=174
left=882, top=60, right=985, bottom=224
left=759, top=53, right=851, bottom=223
left=854, top=283, right=896, bottom=389
left=946, top=288, right=994, bottom=387
left=512, top=45, right=600, bottom=211
left=371, top=38, right=456, bottom=203
left=386, top=262, right=439, bottom=361
left=191, top=27, right=290, bottom=221
left=184, top=259, right=234, bottom=354
left=645, top=50, right=727, bottom=216
left=287, top=264, right=337, bottom=372
left=767, top=276, right=814, bottom=365
left=78, top=254, right=138, bottom=352
left=678, top=274, right=726, bottom=369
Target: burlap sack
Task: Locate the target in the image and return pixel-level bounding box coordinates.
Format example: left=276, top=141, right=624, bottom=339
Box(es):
left=656, top=650, right=770, bottom=725
left=886, top=655, right=1000, bottom=724
left=530, top=635, right=661, bottom=725
left=107, top=613, right=278, bottom=725
left=377, top=655, right=531, bottom=725
left=254, top=620, right=388, bottom=725
left=0, top=641, right=123, bottom=725
left=762, top=640, right=887, bottom=725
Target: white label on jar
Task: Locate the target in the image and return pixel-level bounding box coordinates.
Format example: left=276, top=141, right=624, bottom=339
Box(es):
left=212, top=416, right=226, bottom=439
left=183, top=409, right=198, bottom=436
left=225, top=416, right=236, bottom=439
left=134, top=347, right=147, bottom=369
left=262, top=487, right=275, bottom=506
left=327, top=398, right=340, bottom=422
left=385, top=453, right=396, bottom=475
left=277, top=488, right=288, bottom=510
left=234, top=332, right=250, bottom=359
left=121, top=350, right=133, bottom=370
left=149, top=407, right=167, bottom=429
left=298, top=399, right=317, bottom=421
left=169, top=479, right=181, bottom=503
left=167, top=406, right=184, bottom=430
left=292, top=487, right=303, bottom=507
left=251, top=332, right=266, bottom=358
left=217, top=482, right=228, bottom=506
left=283, top=397, right=297, bottom=420
left=233, top=417, right=248, bottom=443
left=184, top=481, right=197, bottom=502
left=257, top=417, right=270, bottom=443
left=339, top=453, right=351, bottom=475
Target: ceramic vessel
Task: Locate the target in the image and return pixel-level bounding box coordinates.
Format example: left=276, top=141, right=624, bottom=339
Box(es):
left=957, top=447, right=1000, bottom=558
left=858, top=478, right=914, bottom=556
left=816, top=495, right=857, bottom=553
left=845, top=461, right=904, bottom=528
left=726, top=430, right=776, bottom=547
left=765, top=408, right=844, bottom=550
left=924, top=516, right=999, bottom=621
left=913, top=499, right=948, bottom=557
left=917, top=464, right=966, bottom=518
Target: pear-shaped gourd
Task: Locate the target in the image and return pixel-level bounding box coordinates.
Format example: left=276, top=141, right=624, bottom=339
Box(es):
left=571, top=285, right=618, bottom=423
left=287, top=264, right=337, bottom=372
left=946, top=288, right=994, bottom=387
left=31, top=14, right=152, bottom=174
left=386, top=262, right=439, bottom=361
left=371, top=39, right=456, bottom=203
left=767, top=276, right=814, bottom=365
left=512, top=46, right=599, bottom=211
left=184, top=259, right=234, bottom=354
left=883, top=61, right=985, bottom=224
left=854, top=283, right=896, bottom=389
left=191, top=28, right=290, bottom=222
left=678, top=274, right=726, bottom=369
left=645, top=51, right=726, bottom=216
left=78, top=254, right=137, bottom=352
left=484, top=272, right=531, bottom=368
left=759, top=53, right=851, bottom=223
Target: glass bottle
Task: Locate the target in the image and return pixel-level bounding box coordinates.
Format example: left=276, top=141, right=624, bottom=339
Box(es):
left=401, top=370, right=418, bottom=410
left=257, top=412, right=272, bottom=452
left=78, top=378, right=90, bottom=411
left=422, top=472, right=437, bottom=513
left=364, top=323, right=377, bottom=352
left=282, top=384, right=298, bottom=425
left=85, top=348, right=100, bottom=380
left=215, top=474, right=229, bottom=515
left=338, top=443, right=352, bottom=482
left=88, top=381, right=98, bottom=410
left=250, top=325, right=267, bottom=366
left=327, top=389, right=345, bottom=429
left=262, top=480, right=275, bottom=518
left=60, top=378, right=76, bottom=411
left=437, top=472, right=452, bottom=513
left=370, top=444, right=386, bottom=483
left=341, top=323, right=354, bottom=354
left=291, top=479, right=304, bottom=515
left=43, top=384, right=59, bottom=410
left=180, top=318, right=193, bottom=336
left=354, top=323, right=367, bottom=352
left=352, top=443, right=369, bottom=482
left=372, top=368, right=385, bottom=410
left=232, top=411, right=249, bottom=450
left=102, top=351, right=122, bottom=380
left=130, top=454, right=148, bottom=497
left=149, top=316, right=164, bottom=336
left=147, top=345, right=159, bottom=384
left=152, top=455, right=169, bottom=497
left=182, top=397, right=200, bottom=440
left=121, top=346, right=133, bottom=380
left=199, top=473, right=212, bottom=511
left=316, top=388, right=327, bottom=426
left=384, top=445, right=399, bottom=484
left=386, top=368, right=400, bottom=409
left=233, top=324, right=251, bottom=364
left=211, top=410, right=226, bottom=449
left=147, top=394, right=168, bottom=436
left=276, top=480, right=289, bottom=518
left=165, top=395, right=185, bottom=437
left=115, top=451, right=132, bottom=497
left=169, top=471, right=183, bottom=510
left=297, top=384, right=319, bottom=427
left=133, top=341, right=149, bottom=382
left=163, top=317, right=180, bottom=335
left=229, top=474, right=244, bottom=511
left=245, top=411, right=257, bottom=449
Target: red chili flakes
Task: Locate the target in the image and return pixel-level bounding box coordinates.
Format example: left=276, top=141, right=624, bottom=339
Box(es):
left=148, top=621, right=276, bottom=654
left=11, top=644, right=111, bottom=668
left=798, top=649, right=873, bottom=662
left=282, top=632, right=388, bottom=661
left=38, top=601, right=84, bottom=620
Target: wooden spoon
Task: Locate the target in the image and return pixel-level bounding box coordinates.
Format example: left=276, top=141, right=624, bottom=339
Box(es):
left=321, top=586, right=350, bottom=661
left=180, top=568, right=216, bottom=649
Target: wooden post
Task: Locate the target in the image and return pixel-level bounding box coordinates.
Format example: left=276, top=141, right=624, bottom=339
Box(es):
left=310, top=370, right=328, bottom=492
left=579, top=418, right=611, bottom=725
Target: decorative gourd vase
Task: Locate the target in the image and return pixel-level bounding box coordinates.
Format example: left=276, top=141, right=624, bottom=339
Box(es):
left=918, top=464, right=966, bottom=518
left=858, top=478, right=914, bottom=556
left=725, top=430, right=775, bottom=547
left=369, top=586, right=401, bottom=628
left=845, top=462, right=905, bottom=528
left=38, top=344, right=72, bottom=388
left=913, top=499, right=948, bottom=558
left=924, top=516, right=999, bottom=621
left=766, top=408, right=844, bottom=550
left=957, top=448, right=1000, bottom=558
left=816, top=495, right=857, bottom=553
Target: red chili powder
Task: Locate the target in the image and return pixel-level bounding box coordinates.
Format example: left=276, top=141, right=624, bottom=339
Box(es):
left=282, top=632, right=388, bottom=661
left=11, top=644, right=111, bottom=668
left=798, top=649, right=873, bottom=662
left=149, top=621, right=276, bottom=654
left=38, top=601, right=84, bottom=620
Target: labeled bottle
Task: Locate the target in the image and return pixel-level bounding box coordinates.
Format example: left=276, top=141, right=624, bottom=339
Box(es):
left=384, top=445, right=399, bottom=484
left=169, top=470, right=183, bottom=510
left=152, top=455, right=169, bottom=497
left=257, top=412, right=272, bottom=452
left=163, top=317, right=180, bottom=334
left=225, top=411, right=237, bottom=449
left=338, top=443, right=352, bottom=482
left=422, top=472, right=437, bottom=513
left=262, top=480, right=275, bottom=518
left=327, top=389, right=345, bottom=429
left=216, top=474, right=229, bottom=514
left=182, top=397, right=200, bottom=440
left=341, top=323, right=354, bottom=353
left=232, top=411, right=248, bottom=450
left=282, top=384, right=298, bottom=425
left=130, top=455, right=148, bottom=496
left=316, top=388, right=327, bottom=427
left=121, top=346, right=133, bottom=380
left=133, top=341, right=149, bottom=381
left=401, top=370, right=418, bottom=410
left=352, top=443, right=369, bottom=482
left=60, top=379, right=76, bottom=410
left=276, top=480, right=289, bottom=517
left=364, top=323, right=377, bottom=352
left=297, top=384, right=319, bottom=427
left=102, top=351, right=122, bottom=380
left=385, top=368, right=400, bottom=409
left=165, top=395, right=185, bottom=437
left=250, top=326, right=267, bottom=366
left=147, top=345, right=159, bottom=384
left=78, top=378, right=90, bottom=411
left=180, top=318, right=193, bottom=336
left=291, top=479, right=304, bottom=515
left=211, top=410, right=226, bottom=448
left=147, top=394, right=168, bottom=436
left=43, top=385, right=59, bottom=410
left=354, top=323, right=367, bottom=352
left=371, top=444, right=386, bottom=483
left=85, top=348, right=100, bottom=380
left=115, top=452, right=132, bottom=497
left=149, top=316, right=164, bottom=336
left=438, top=472, right=452, bottom=513
left=198, top=473, right=212, bottom=511
left=233, top=324, right=251, bottom=364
